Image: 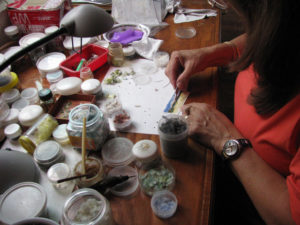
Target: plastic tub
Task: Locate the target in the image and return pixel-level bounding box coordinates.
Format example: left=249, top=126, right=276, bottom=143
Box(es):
left=2, top=88, right=20, bottom=105
left=12, top=217, right=59, bottom=225
left=20, top=87, right=39, bottom=105
left=18, top=105, right=43, bottom=127
left=151, top=190, right=178, bottom=219
left=52, top=124, right=70, bottom=145
left=12, top=98, right=30, bottom=111
left=46, top=70, right=64, bottom=84
left=60, top=44, right=108, bottom=77
left=47, top=163, right=72, bottom=190
left=36, top=52, right=66, bottom=78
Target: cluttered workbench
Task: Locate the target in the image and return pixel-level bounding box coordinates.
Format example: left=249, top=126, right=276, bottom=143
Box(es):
left=0, top=0, right=221, bottom=224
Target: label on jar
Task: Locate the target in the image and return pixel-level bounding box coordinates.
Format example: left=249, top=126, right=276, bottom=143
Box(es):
left=68, top=135, right=97, bottom=150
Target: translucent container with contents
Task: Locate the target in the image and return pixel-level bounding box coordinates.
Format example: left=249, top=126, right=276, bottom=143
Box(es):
left=73, top=157, right=104, bottom=188
left=4, top=25, right=20, bottom=41
left=20, top=87, right=39, bottom=105
left=47, top=163, right=73, bottom=191
left=46, top=70, right=64, bottom=85
left=132, top=139, right=160, bottom=168
left=12, top=97, right=29, bottom=111
left=2, top=88, right=20, bottom=105
left=112, top=109, right=132, bottom=130
left=67, top=104, right=109, bottom=150
left=80, top=66, right=94, bottom=81
left=0, top=182, right=47, bottom=224
left=19, top=113, right=58, bottom=154
left=62, top=188, right=115, bottom=225
left=52, top=124, right=70, bottom=145
left=151, top=190, right=178, bottom=219
left=33, top=140, right=64, bottom=168
left=107, top=42, right=124, bottom=67
left=18, top=104, right=43, bottom=127
left=36, top=52, right=66, bottom=78
left=153, top=51, right=170, bottom=68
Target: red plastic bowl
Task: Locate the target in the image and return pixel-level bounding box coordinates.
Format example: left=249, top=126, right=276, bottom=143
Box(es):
left=60, top=44, right=108, bottom=77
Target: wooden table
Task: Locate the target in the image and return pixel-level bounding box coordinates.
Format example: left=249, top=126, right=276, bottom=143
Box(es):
left=4, top=0, right=220, bottom=224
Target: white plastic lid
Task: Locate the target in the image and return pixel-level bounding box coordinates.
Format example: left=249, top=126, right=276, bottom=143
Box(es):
left=3, top=108, right=19, bottom=125
left=34, top=140, right=62, bottom=165
left=123, top=46, right=135, bottom=57
left=132, top=139, right=158, bottom=162
left=102, top=137, right=135, bottom=167
left=4, top=46, right=22, bottom=59
left=107, top=166, right=139, bottom=197
left=36, top=52, right=66, bottom=74
left=175, top=27, right=196, bottom=39
left=2, top=88, right=20, bottom=104
left=4, top=25, right=19, bottom=36
left=56, top=77, right=82, bottom=96
left=20, top=87, right=38, bottom=104
left=0, top=182, right=47, bottom=224
left=19, top=33, right=46, bottom=47
left=18, top=105, right=43, bottom=127
left=46, top=70, right=64, bottom=84
left=11, top=98, right=29, bottom=111
left=52, top=124, right=69, bottom=142
left=44, top=26, right=59, bottom=35
left=4, top=123, right=22, bottom=139
left=47, top=163, right=70, bottom=183
left=63, top=36, right=92, bottom=50
left=81, top=79, right=101, bottom=95
left=151, top=190, right=178, bottom=219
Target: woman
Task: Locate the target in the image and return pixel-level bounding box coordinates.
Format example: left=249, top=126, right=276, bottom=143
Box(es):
left=165, top=0, right=300, bottom=225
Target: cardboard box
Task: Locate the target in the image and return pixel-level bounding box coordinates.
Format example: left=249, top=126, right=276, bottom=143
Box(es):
left=7, top=0, right=72, bottom=34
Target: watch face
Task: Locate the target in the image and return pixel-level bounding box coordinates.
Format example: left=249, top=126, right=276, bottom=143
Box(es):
left=224, top=140, right=238, bottom=156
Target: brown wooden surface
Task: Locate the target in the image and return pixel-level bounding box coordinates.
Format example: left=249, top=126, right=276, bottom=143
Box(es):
left=10, top=1, right=220, bottom=224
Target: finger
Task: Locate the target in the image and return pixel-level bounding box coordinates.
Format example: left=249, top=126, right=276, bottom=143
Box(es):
left=165, top=52, right=183, bottom=88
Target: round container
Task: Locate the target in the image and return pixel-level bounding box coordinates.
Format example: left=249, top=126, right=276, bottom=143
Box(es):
left=132, top=139, right=159, bottom=167
left=81, top=79, right=102, bottom=97
left=107, top=166, right=139, bottom=197
left=11, top=97, right=30, bottom=111
left=151, top=190, right=178, bottom=219
left=46, top=70, right=64, bottom=84
left=44, top=25, right=59, bottom=35
left=0, top=182, right=47, bottom=224
left=123, top=46, right=136, bottom=60
left=34, top=140, right=64, bottom=168
left=12, top=217, right=59, bottom=225
left=47, top=163, right=72, bottom=190
left=0, top=72, right=19, bottom=93
left=67, top=104, right=109, bottom=150
left=3, top=108, right=19, bottom=126
left=175, top=27, right=196, bottom=39
left=0, top=96, right=10, bottom=124
left=107, top=42, right=124, bottom=67
left=4, top=25, right=20, bottom=41
left=2, top=88, right=20, bottom=105
left=38, top=88, right=54, bottom=111
left=73, top=157, right=104, bottom=188
left=52, top=124, right=70, bottom=145
left=20, top=87, right=39, bottom=105
left=18, top=105, right=43, bottom=127
left=158, top=114, right=188, bottom=158
left=102, top=137, right=135, bottom=167
left=103, top=96, right=122, bottom=117
left=153, top=51, right=170, bottom=68
left=3, top=46, right=22, bottom=60
left=36, top=52, right=66, bottom=78
left=62, top=188, right=115, bottom=225
left=112, top=109, right=131, bottom=130
left=80, top=66, right=94, bottom=81
left=4, top=123, right=22, bottom=141
left=56, top=77, right=82, bottom=96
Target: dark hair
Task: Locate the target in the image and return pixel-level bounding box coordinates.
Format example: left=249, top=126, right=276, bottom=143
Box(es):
left=229, top=0, right=300, bottom=115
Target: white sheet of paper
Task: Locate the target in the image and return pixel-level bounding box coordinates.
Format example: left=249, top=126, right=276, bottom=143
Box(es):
left=99, top=58, right=175, bottom=135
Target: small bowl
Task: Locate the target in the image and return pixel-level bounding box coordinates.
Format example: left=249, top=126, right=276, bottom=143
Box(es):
left=112, top=109, right=131, bottom=130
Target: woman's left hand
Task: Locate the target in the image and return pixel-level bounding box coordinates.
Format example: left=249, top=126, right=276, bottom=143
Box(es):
left=182, top=103, right=243, bottom=154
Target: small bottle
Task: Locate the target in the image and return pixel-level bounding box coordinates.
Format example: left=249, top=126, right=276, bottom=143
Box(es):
left=132, top=139, right=176, bottom=196
left=4, top=25, right=21, bottom=42
left=38, top=88, right=55, bottom=112
left=107, top=42, right=124, bottom=67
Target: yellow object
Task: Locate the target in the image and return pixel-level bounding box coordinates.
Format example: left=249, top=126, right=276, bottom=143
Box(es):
left=18, top=135, right=36, bottom=155
left=0, top=72, right=19, bottom=93
left=172, top=91, right=190, bottom=113
left=81, top=117, right=87, bottom=174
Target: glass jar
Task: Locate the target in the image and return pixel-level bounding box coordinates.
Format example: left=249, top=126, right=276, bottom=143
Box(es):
left=67, top=104, right=109, bottom=151
left=18, top=113, right=58, bottom=154
left=38, top=88, right=55, bottom=112
left=62, top=188, right=115, bottom=225
left=133, top=140, right=176, bottom=196
left=107, top=42, right=124, bottom=67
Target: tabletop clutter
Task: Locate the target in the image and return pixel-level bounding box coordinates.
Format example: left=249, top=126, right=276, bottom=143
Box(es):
left=0, top=2, right=197, bottom=224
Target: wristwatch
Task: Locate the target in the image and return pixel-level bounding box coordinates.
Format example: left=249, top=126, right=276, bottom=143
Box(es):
left=221, top=139, right=252, bottom=161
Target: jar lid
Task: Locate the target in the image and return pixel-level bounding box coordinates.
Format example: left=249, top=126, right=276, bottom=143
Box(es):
left=151, top=190, right=178, bottom=219
left=20, top=87, right=38, bottom=101
left=46, top=70, right=63, bottom=83
left=175, top=27, right=196, bottom=39
left=44, top=26, right=59, bottom=35
left=107, top=166, right=139, bottom=197
left=0, top=182, right=47, bottom=224
left=47, top=163, right=70, bottom=183
left=123, top=46, right=135, bottom=57
left=11, top=98, right=29, bottom=111
left=69, top=104, right=102, bottom=127
left=18, top=105, right=43, bottom=127
left=3, top=108, right=19, bottom=125
left=56, top=77, right=82, bottom=96
left=63, top=36, right=92, bottom=50
left=52, top=124, right=69, bottom=142
left=4, top=123, right=22, bottom=139
left=36, top=52, right=66, bottom=74
left=81, top=79, right=101, bottom=95
left=18, top=135, right=36, bottom=154
left=4, top=25, right=19, bottom=36
left=4, top=46, right=22, bottom=59
left=2, top=88, right=20, bottom=104
left=0, top=72, right=19, bottom=93
left=102, top=137, right=134, bottom=167
left=19, top=33, right=46, bottom=47
left=38, top=88, right=53, bottom=101
left=132, top=139, right=158, bottom=162
left=34, top=140, right=62, bottom=165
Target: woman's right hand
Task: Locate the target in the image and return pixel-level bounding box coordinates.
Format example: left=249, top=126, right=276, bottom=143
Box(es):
left=165, top=47, right=211, bottom=91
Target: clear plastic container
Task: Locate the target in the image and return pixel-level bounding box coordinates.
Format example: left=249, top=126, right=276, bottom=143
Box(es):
left=2, top=88, right=20, bottom=105
left=107, top=42, right=124, bottom=67
left=62, top=188, right=115, bottom=225
left=0, top=96, right=10, bottom=125
left=4, top=25, right=20, bottom=41
left=153, top=51, right=170, bottom=68
left=158, top=114, right=188, bottom=158
left=4, top=123, right=22, bottom=141
left=52, top=124, right=70, bottom=145
left=47, top=163, right=72, bottom=190
left=33, top=140, right=64, bottom=168
left=3, top=108, right=19, bottom=126
left=46, top=70, right=64, bottom=85
left=67, top=104, right=109, bottom=150
left=11, top=97, right=29, bottom=111
left=19, top=113, right=58, bottom=154
left=80, top=66, right=94, bottom=81
left=132, top=139, right=160, bottom=168
left=111, top=109, right=132, bottom=130
left=73, top=157, right=104, bottom=188
left=151, top=190, right=178, bottom=219
left=20, top=87, right=39, bottom=105
left=18, top=104, right=43, bottom=127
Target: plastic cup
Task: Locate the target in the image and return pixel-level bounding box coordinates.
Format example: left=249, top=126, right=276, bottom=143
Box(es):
left=80, top=66, right=94, bottom=81
left=158, top=114, right=188, bottom=158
